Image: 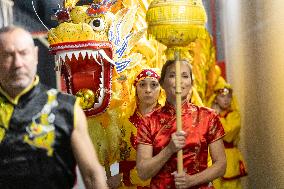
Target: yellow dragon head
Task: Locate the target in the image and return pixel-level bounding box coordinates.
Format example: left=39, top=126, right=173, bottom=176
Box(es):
left=48, top=0, right=145, bottom=116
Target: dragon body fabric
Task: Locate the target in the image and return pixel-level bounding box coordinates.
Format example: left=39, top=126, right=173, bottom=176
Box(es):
left=47, top=0, right=220, bottom=166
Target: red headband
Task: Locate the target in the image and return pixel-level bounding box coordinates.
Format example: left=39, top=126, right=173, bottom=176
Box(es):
left=134, top=69, right=160, bottom=86
left=215, top=88, right=232, bottom=95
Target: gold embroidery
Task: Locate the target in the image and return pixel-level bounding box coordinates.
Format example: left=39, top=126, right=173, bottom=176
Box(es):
left=160, top=118, right=166, bottom=124
left=119, top=126, right=131, bottom=160
left=23, top=89, right=58, bottom=156
left=120, top=140, right=131, bottom=160
left=24, top=122, right=55, bottom=156
left=164, top=125, right=172, bottom=129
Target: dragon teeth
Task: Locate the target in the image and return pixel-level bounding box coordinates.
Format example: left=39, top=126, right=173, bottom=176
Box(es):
left=98, top=49, right=115, bottom=65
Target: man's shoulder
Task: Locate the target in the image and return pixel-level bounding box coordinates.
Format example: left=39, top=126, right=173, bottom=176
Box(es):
left=189, top=103, right=214, bottom=113
left=56, top=91, right=76, bottom=104
left=39, top=84, right=76, bottom=103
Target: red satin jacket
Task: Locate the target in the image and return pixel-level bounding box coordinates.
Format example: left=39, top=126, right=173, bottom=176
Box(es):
left=137, top=101, right=225, bottom=189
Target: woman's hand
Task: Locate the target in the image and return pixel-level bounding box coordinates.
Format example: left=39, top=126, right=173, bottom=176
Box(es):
left=107, top=173, right=122, bottom=189
left=168, top=131, right=187, bottom=154
left=172, top=171, right=194, bottom=189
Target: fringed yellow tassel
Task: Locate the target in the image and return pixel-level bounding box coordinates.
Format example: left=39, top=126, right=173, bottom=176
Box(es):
left=165, top=46, right=193, bottom=61
left=88, top=116, right=110, bottom=166
left=88, top=113, right=121, bottom=166
left=147, top=25, right=207, bottom=47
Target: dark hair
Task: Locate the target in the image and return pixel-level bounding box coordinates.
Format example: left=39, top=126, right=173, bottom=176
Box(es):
left=159, top=59, right=193, bottom=85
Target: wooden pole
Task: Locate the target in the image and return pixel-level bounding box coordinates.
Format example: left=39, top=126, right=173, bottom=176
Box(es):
left=104, top=157, right=111, bottom=178
left=105, top=164, right=111, bottom=179
left=175, top=50, right=183, bottom=174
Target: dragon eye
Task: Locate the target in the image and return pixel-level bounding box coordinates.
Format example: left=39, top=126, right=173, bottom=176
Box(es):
left=89, top=18, right=105, bottom=31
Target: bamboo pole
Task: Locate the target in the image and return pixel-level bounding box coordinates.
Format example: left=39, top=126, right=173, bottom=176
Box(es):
left=105, top=164, right=111, bottom=179
left=104, top=157, right=111, bottom=178
left=174, top=50, right=183, bottom=174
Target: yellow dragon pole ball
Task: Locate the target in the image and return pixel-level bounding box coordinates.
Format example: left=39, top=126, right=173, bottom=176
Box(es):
left=146, top=0, right=207, bottom=59
left=76, top=88, right=97, bottom=110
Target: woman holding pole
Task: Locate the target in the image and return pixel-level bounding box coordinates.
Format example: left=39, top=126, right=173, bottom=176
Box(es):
left=136, top=59, right=226, bottom=189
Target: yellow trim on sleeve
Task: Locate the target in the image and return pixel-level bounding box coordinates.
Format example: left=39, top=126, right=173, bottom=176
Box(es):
left=0, top=96, right=14, bottom=142
left=73, top=97, right=81, bottom=130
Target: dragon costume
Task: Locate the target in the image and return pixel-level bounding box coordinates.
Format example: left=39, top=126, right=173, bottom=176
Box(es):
left=46, top=1, right=223, bottom=181
left=47, top=0, right=148, bottom=169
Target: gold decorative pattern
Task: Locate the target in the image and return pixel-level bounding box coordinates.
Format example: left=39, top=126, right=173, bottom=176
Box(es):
left=23, top=89, right=58, bottom=156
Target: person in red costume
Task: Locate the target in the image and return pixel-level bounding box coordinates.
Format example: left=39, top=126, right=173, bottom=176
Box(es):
left=108, top=68, right=163, bottom=189
left=136, top=60, right=227, bottom=189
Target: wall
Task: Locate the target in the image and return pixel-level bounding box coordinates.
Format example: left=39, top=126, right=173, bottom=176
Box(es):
left=13, top=1, right=57, bottom=88
left=221, top=0, right=284, bottom=188
left=0, top=0, right=14, bottom=27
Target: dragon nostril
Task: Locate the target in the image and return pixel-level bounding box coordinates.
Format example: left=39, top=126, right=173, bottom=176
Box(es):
left=93, top=19, right=101, bottom=27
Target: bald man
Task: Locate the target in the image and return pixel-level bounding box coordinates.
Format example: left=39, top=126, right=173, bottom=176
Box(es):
left=0, top=26, right=108, bottom=189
